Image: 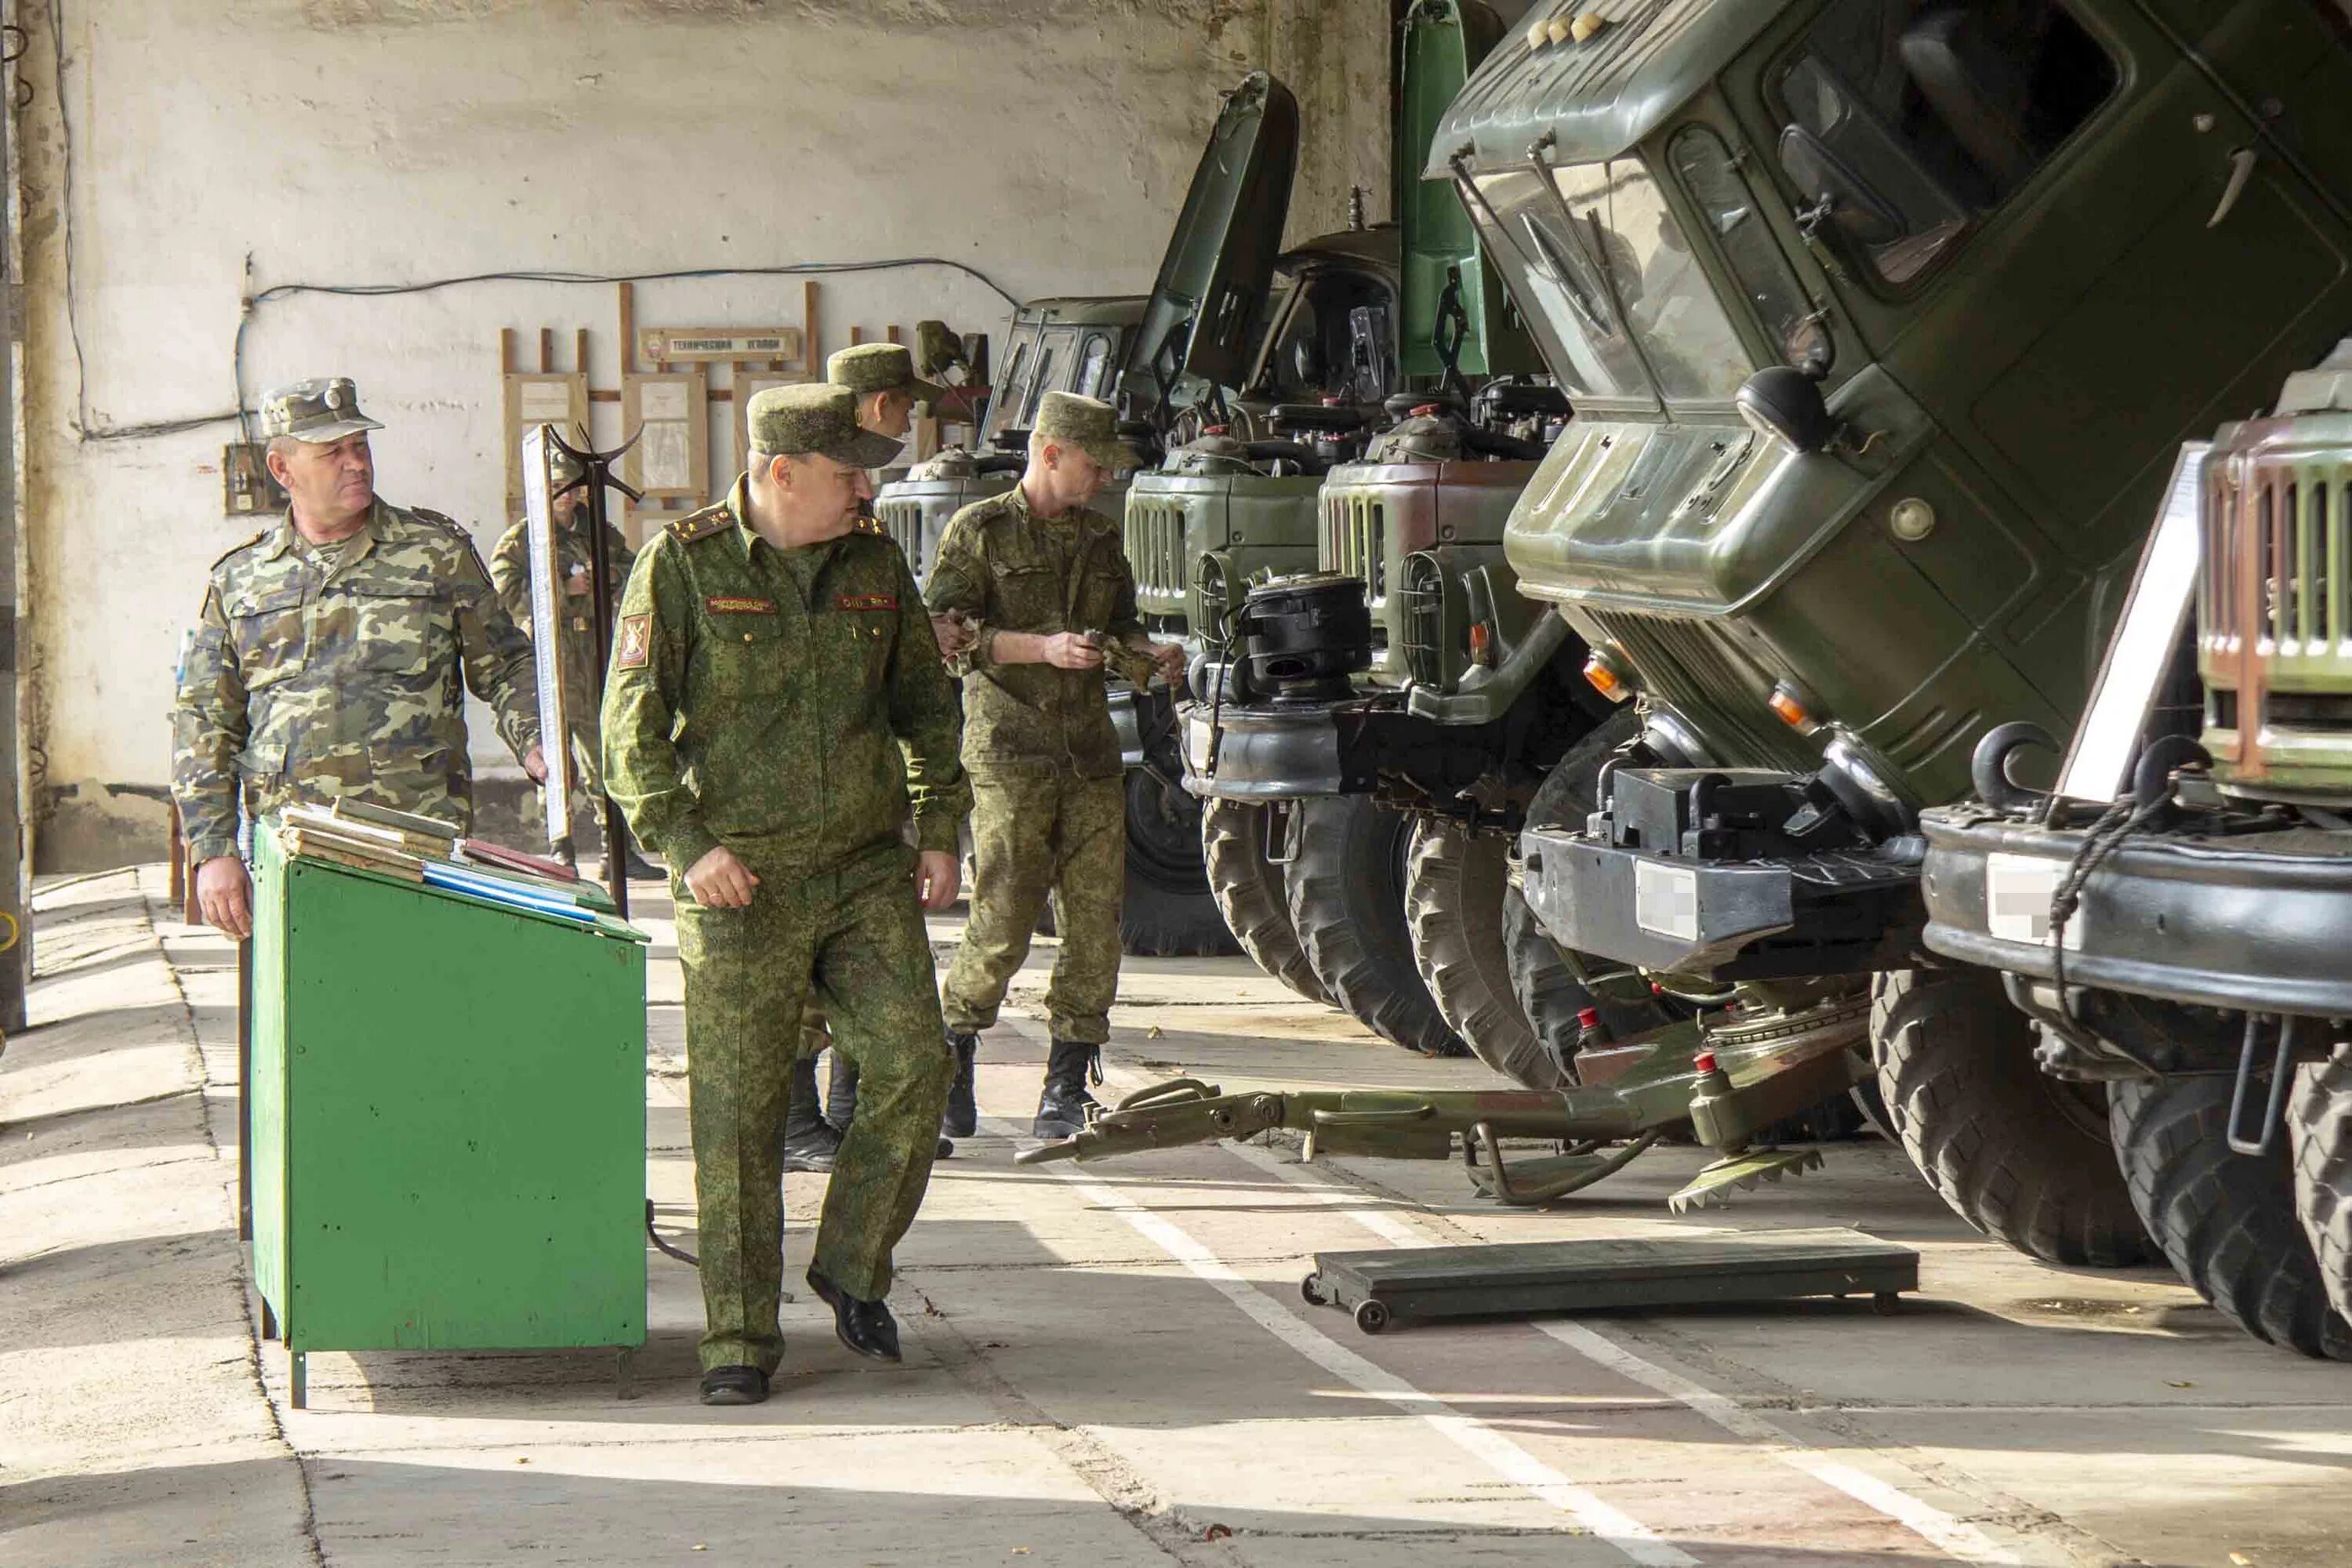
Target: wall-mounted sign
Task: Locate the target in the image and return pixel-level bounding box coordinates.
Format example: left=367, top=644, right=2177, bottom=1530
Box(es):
left=638, top=325, right=805, bottom=364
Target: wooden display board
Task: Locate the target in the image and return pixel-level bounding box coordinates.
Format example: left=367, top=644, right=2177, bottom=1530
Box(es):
left=501, top=372, right=588, bottom=521
left=621, top=368, right=710, bottom=503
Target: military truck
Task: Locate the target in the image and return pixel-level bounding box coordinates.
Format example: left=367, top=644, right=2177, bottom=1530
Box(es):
left=1915, top=343, right=2352, bottom=1354
left=1439, top=0, right=2352, bottom=1237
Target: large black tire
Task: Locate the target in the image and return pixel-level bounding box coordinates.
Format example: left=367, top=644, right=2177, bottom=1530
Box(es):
left=2291, top=1045, right=2352, bottom=1326
left=1500, top=882, right=1592, bottom=1084
left=1405, top=821, right=1563, bottom=1090
left=1289, top=797, right=1466, bottom=1056
left=1202, top=799, right=1331, bottom=1006
left=1873, top=968, right=2154, bottom=1267
left=2113, top=1070, right=2352, bottom=1358
left=1121, top=765, right=1240, bottom=958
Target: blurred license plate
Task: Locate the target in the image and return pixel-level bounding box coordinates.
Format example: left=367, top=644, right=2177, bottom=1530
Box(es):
left=1985, top=852, right=2083, bottom=949
left=1185, top=713, right=1215, bottom=775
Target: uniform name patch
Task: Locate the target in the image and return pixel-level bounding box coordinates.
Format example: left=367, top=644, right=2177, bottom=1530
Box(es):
left=837, top=593, right=898, bottom=612
left=615, top=614, right=652, bottom=669
left=705, top=596, right=777, bottom=615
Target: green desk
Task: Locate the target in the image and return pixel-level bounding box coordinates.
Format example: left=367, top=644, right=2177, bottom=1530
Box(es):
left=248, top=829, right=649, bottom=1407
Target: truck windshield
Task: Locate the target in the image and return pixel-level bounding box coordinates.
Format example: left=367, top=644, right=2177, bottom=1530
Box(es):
left=1470, top=158, right=1751, bottom=405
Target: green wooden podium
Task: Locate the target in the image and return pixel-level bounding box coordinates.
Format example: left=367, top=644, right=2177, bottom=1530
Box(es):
left=247, top=829, right=648, bottom=1407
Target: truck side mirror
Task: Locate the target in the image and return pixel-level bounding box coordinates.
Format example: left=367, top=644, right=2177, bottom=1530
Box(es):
left=1736, top=365, right=1836, bottom=455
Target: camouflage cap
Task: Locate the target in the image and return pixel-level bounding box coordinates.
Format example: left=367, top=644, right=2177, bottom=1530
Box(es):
left=746, top=383, right=902, bottom=469
left=827, top=343, right=947, bottom=408
left=259, top=377, right=384, bottom=443
left=1034, top=390, right=1134, bottom=471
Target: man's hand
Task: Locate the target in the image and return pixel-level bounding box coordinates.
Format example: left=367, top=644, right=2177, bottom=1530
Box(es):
left=931, top=611, right=975, bottom=660
left=195, top=855, right=252, bottom=941
left=1042, top=632, right=1105, bottom=671
left=685, top=844, right=760, bottom=908
left=1144, top=639, right=1186, bottom=688
left=524, top=744, right=549, bottom=783
left=914, top=849, right=960, bottom=913
left=564, top=568, right=591, bottom=598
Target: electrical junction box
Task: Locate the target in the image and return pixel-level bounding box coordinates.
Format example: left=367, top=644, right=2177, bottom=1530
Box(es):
left=223, top=441, right=286, bottom=517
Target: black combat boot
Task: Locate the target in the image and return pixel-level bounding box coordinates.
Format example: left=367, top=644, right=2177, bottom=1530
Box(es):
left=830, top=1047, right=954, bottom=1160
left=942, top=1029, right=980, bottom=1139
left=780, top=1054, right=842, bottom=1174
left=1033, top=1040, right=1102, bottom=1140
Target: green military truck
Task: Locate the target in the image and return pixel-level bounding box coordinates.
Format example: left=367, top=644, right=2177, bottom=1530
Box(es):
left=1467, top=0, right=2352, bottom=1230
left=1917, top=342, right=2352, bottom=1354
left=1000, top=0, right=2352, bottom=1226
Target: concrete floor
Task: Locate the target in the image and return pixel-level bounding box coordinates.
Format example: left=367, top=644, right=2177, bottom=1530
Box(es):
left=5, top=869, right=2350, bottom=1568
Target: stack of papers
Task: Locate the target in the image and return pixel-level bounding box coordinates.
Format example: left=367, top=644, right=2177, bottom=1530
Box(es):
left=273, top=802, right=628, bottom=930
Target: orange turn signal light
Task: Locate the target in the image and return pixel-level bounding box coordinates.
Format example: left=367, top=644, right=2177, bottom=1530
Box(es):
left=1468, top=622, right=1494, bottom=666
left=1583, top=650, right=1632, bottom=702
left=1767, top=682, right=1815, bottom=731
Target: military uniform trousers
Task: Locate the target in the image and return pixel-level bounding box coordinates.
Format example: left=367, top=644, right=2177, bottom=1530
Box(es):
left=942, top=771, right=1125, bottom=1047
left=676, top=844, right=953, bottom=1373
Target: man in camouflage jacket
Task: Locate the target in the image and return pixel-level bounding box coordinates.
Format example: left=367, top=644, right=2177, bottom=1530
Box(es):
left=173, top=377, right=546, bottom=938
left=602, top=383, right=969, bottom=1406
left=924, top=391, right=1181, bottom=1139
left=487, top=442, right=648, bottom=880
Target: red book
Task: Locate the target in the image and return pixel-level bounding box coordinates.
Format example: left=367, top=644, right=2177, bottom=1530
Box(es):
left=458, top=838, right=582, bottom=884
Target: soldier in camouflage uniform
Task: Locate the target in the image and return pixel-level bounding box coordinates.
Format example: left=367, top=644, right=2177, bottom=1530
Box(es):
left=925, top=392, right=1181, bottom=1138
left=174, top=377, right=546, bottom=938
left=602, top=383, right=969, bottom=1406
left=797, top=343, right=974, bottom=1167
left=487, top=444, right=652, bottom=883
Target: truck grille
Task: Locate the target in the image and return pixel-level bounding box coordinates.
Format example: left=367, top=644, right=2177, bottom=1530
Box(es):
left=1125, top=498, right=1189, bottom=601
left=873, top=499, right=928, bottom=577
left=2201, top=424, right=2352, bottom=793
left=1321, top=492, right=1385, bottom=607
left=1582, top=610, right=1815, bottom=771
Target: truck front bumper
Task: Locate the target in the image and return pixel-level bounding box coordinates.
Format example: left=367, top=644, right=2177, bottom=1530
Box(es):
left=1180, top=691, right=1502, bottom=802
left=1518, top=826, right=1922, bottom=980
left=1919, top=808, right=2352, bottom=1016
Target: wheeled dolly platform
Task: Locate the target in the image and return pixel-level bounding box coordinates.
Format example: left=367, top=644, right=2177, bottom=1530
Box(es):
left=1299, top=1228, right=1920, bottom=1334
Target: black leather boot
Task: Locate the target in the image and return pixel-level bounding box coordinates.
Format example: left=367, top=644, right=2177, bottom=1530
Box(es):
left=830, top=1047, right=954, bottom=1160
left=805, top=1265, right=902, bottom=1363
left=825, top=1047, right=859, bottom=1133
left=1033, top=1040, right=1102, bottom=1139
left=781, top=1054, right=841, bottom=1174
left=942, top=1030, right=980, bottom=1138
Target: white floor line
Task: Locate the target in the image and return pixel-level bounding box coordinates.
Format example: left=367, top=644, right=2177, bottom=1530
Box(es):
left=1178, top=1094, right=2025, bottom=1566
left=985, top=1114, right=1694, bottom=1567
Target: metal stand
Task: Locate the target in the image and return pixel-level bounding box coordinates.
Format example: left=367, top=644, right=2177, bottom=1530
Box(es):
left=546, top=429, right=642, bottom=922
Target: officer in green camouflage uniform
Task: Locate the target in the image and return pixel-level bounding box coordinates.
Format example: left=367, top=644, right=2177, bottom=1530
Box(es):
left=174, top=377, right=546, bottom=938
left=925, top=392, right=1181, bottom=1138
left=602, top=383, right=969, bottom=1406
left=487, top=445, right=651, bottom=882
left=796, top=342, right=971, bottom=1165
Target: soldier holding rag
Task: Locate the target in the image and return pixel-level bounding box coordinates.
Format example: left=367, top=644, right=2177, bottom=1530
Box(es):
left=924, top=391, right=1181, bottom=1138
left=174, top=377, right=547, bottom=938
left=602, top=383, right=969, bottom=1406
left=488, top=441, right=655, bottom=884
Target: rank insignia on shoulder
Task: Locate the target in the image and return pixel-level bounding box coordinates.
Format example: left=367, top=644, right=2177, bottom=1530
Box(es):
left=705, top=596, right=777, bottom=615
left=616, top=614, right=652, bottom=669
left=837, top=593, right=898, bottom=612
left=666, top=509, right=734, bottom=543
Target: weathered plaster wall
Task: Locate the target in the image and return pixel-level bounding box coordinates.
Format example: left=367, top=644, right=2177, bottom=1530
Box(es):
left=18, top=0, right=1392, bottom=869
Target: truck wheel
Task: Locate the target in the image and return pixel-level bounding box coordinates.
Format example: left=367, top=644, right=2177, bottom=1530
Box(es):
left=1500, top=882, right=1591, bottom=1083
left=1289, top=797, right=1466, bottom=1057
left=2289, top=1045, right=2352, bottom=1325
left=1406, top=820, right=1563, bottom=1089
left=1121, top=765, right=1240, bottom=958
left=1202, top=799, right=1331, bottom=1007
left=1872, top=968, right=2154, bottom=1267
left=2113, top=1070, right=2352, bottom=1358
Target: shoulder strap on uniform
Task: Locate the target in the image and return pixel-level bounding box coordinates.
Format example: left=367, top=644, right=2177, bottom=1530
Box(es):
left=666, top=502, right=736, bottom=544
left=407, top=506, right=468, bottom=535
left=208, top=532, right=267, bottom=571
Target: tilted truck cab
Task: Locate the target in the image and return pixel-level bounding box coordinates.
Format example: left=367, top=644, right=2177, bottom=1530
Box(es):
left=1451, top=0, right=2352, bottom=985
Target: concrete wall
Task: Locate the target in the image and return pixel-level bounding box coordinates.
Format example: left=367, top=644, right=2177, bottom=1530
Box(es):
left=16, top=0, right=1393, bottom=869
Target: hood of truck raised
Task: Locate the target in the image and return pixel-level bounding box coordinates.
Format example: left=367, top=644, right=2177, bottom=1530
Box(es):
left=1504, top=369, right=2071, bottom=804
